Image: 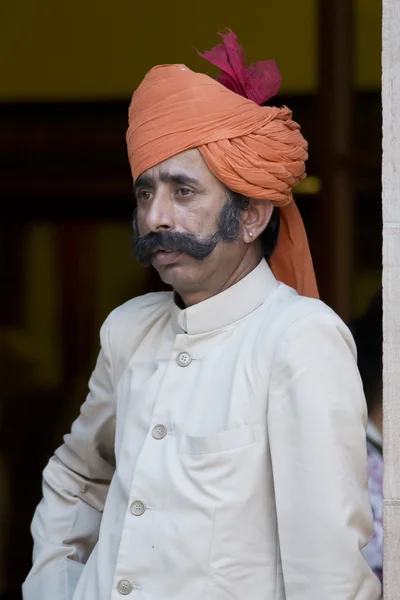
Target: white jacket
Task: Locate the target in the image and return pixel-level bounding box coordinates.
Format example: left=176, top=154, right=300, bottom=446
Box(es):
left=23, top=260, right=381, bottom=599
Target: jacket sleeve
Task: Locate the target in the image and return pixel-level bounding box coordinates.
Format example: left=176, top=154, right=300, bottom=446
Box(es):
left=267, top=309, right=382, bottom=600
left=22, top=318, right=116, bottom=600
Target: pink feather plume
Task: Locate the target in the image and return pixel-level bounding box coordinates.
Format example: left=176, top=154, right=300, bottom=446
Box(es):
left=198, top=30, right=282, bottom=106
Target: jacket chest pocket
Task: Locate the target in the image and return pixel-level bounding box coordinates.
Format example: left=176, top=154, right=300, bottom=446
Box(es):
left=176, top=423, right=268, bottom=512
left=179, top=423, right=265, bottom=455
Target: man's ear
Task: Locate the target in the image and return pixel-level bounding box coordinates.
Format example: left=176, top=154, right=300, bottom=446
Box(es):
left=242, top=199, right=273, bottom=244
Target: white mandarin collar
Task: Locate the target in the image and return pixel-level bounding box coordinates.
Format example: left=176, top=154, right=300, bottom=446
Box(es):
left=170, top=259, right=279, bottom=335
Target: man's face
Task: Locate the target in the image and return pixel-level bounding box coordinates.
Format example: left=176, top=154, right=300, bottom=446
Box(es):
left=132, top=149, right=248, bottom=294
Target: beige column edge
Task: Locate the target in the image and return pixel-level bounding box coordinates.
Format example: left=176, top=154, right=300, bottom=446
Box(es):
left=382, top=0, right=400, bottom=597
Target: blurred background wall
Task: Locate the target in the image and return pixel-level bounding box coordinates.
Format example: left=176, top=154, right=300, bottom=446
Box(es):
left=0, top=1, right=381, bottom=597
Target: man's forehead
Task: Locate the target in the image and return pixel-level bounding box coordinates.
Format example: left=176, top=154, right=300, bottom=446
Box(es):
left=134, top=148, right=220, bottom=188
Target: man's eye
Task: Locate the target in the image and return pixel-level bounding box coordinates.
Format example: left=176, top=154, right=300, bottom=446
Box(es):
left=176, top=187, right=193, bottom=197
left=137, top=190, right=153, bottom=201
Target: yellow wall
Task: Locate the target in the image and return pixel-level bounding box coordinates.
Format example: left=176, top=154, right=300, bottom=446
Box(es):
left=356, top=0, right=382, bottom=89
left=0, top=0, right=380, bottom=100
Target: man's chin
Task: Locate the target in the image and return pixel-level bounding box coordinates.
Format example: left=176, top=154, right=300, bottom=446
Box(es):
left=153, top=255, right=202, bottom=287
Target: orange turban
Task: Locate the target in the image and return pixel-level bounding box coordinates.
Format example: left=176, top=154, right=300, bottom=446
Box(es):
left=126, top=38, right=318, bottom=299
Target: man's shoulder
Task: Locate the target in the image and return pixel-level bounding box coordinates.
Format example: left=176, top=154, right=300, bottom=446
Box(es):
left=261, top=283, right=356, bottom=358
left=100, top=291, right=173, bottom=360
left=107, top=291, right=173, bottom=327
left=266, top=284, right=338, bottom=326
left=260, top=284, right=352, bottom=347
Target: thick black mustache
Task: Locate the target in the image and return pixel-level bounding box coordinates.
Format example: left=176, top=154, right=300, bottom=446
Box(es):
left=131, top=229, right=220, bottom=266
left=131, top=199, right=242, bottom=266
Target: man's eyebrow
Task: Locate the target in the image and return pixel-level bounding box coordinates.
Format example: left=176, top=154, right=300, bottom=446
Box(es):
left=159, top=172, right=202, bottom=187
left=134, top=174, right=154, bottom=188
left=134, top=172, right=203, bottom=193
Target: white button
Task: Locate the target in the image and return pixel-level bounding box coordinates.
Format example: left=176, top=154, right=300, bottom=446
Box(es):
left=130, top=500, right=146, bottom=516
left=117, top=579, right=133, bottom=595
left=177, top=352, right=192, bottom=367
left=152, top=424, right=167, bottom=440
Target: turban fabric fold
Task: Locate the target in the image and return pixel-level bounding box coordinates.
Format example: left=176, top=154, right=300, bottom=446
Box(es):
left=126, top=40, right=318, bottom=298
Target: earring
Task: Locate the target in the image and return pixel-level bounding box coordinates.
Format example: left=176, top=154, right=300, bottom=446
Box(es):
left=249, top=232, right=253, bottom=237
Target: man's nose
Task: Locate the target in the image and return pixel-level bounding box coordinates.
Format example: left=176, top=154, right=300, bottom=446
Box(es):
left=144, top=192, right=175, bottom=232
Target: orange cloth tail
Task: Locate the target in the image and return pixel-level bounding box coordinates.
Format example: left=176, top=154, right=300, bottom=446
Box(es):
left=270, top=200, right=318, bottom=299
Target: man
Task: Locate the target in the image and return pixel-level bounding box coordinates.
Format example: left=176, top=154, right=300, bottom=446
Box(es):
left=23, top=32, right=381, bottom=599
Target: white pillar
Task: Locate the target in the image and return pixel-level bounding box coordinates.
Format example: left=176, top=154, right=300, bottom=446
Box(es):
left=382, top=0, right=400, bottom=596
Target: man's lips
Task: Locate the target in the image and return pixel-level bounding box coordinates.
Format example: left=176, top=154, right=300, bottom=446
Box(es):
left=153, top=250, right=183, bottom=265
